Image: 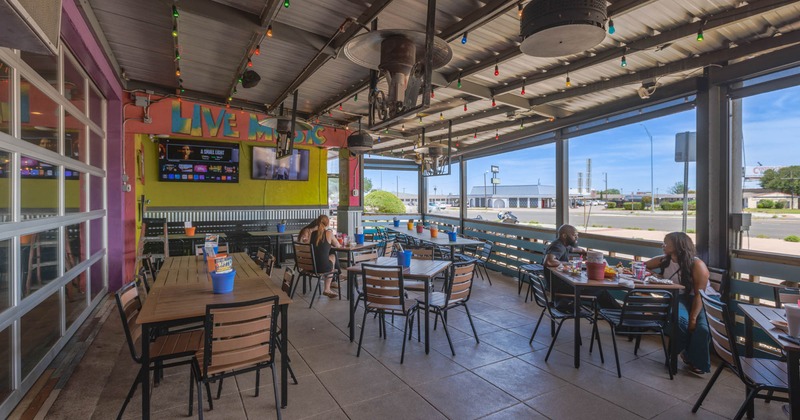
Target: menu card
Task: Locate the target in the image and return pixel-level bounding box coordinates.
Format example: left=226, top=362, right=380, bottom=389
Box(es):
left=215, top=255, right=233, bottom=273
left=205, top=234, right=219, bottom=246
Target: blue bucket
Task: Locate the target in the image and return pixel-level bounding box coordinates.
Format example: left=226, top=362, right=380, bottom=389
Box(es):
left=447, top=231, right=458, bottom=242
left=211, top=269, right=235, bottom=294
left=277, top=224, right=286, bottom=233
left=396, top=250, right=412, bottom=268
left=355, top=233, right=365, bottom=245
left=203, top=245, right=219, bottom=261
left=393, top=219, right=400, bottom=227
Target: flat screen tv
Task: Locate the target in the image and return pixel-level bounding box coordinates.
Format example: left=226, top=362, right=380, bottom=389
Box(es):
left=252, top=147, right=309, bottom=181
left=158, top=139, right=239, bottom=183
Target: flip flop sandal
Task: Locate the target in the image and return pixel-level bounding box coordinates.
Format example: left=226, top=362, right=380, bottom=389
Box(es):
left=323, top=291, right=338, bottom=298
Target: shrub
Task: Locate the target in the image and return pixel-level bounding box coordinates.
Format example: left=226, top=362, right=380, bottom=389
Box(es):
left=660, top=202, right=671, bottom=210
left=606, top=202, right=616, bottom=209
left=623, top=202, right=642, bottom=210
left=774, top=201, right=786, bottom=209
left=365, top=191, right=406, bottom=214
left=757, top=199, right=775, bottom=209
left=785, top=235, right=800, bottom=242
left=688, top=200, right=697, bottom=210
left=687, top=229, right=696, bottom=233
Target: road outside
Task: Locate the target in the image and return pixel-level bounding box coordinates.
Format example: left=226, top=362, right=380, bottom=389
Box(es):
left=425, top=206, right=800, bottom=256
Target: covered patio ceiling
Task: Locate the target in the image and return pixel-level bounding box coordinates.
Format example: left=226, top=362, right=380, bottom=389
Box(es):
left=84, top=0, right=800, bottom=158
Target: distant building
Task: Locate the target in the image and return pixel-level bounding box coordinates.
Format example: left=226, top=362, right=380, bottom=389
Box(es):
left=468, top=185, right=557, bottom=208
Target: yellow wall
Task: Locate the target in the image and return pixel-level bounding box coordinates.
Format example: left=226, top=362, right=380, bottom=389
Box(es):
left=138, top=134, right=329, bottom=207
left=0, top=177, right=81, bottom=209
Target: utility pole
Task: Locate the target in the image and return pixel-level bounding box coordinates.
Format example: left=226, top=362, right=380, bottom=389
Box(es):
left=641, top=124, right=655, bottom=213
left=396, top=176, right=399, bottom=196
left=602, top=172, right=608, bottom=199
left=483, top=171, right=489, bottom=208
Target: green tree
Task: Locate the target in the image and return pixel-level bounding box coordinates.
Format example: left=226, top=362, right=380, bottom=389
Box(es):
left=669, top=182, right=687, bottom=194
left=364, top=177, right=373, bottom=193
left=602, top=188, right=621, bottom=195
left=761, top=166, right=800, bottom=198
left=365, top=190, right=406, bottom=214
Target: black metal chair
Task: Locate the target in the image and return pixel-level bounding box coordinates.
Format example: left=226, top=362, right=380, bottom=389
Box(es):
left=597, top=290, right=673, bottom=379
left=518, top=263, right=544, bottom=302
left=293, top=241, right=340, bottom=308
left=527, top=273, right=597, bottom=361
left=415, top=261, right=479, bottom=355
left=114, top=281, right=207, bottom=419
left=692, top=292, right=789, bottom=419
left=191, top=296, right=281, bottom=420
left=458, top=242, right=493, bottom=284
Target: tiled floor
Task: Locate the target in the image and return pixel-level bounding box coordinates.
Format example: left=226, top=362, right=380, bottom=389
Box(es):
left=39, top=267, right=789, bottom=419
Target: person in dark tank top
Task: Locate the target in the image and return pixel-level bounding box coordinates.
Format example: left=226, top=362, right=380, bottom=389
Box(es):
left=309, top=215, right=341, bottom=298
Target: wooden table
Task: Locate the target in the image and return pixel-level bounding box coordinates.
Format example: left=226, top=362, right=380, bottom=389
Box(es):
left=167, top=232, right=228, bottom=256
left=137, top=253, right=292, bottom=419
left=334, top=241, right=379, bottom=264
left=740, top=304, right=799, bottom=419
left=548, top=268, right=685, bottom=372
left=382, top=224, right=484, bottom=261
left=248, top=229, right=301, bottom=267
left=346, top=256, right=451, bottom=354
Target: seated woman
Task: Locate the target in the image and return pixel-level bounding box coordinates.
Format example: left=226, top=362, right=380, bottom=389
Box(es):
left=645, top=232, right=719, bottom=374
left=298, top=216, right=322, bottom=243
left=309, top=215, right=341, bottom=298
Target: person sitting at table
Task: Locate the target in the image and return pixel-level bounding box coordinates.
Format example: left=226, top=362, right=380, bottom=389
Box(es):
left=645, top=232, right=718, bottom=375
left=310, top=215, right=341, bottom=298
left=298, top=216, right=323, bottom=243
left=543, top=224, right=620, bottom=310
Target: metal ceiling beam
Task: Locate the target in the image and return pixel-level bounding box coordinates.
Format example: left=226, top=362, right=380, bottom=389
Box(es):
left=267, top=0, right=395, bottom=111
left=309, top=0, right=522, bottom=117
left=259, top=0, right=282, bottom=27
left=404, top=105, right=516, bottom=136
left=526, top=28, right=800, bottom=107
left=494, top=0, right=798, bottom=96
left=76, top=0, right=125, bottom=88
left=711, top=41, right=800, bottom=86
left=607, top=0, right=659, bottom=16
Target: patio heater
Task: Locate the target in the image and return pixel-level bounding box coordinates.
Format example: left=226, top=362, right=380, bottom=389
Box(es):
left=258, top=91, right=312, bottom=159
left=520, top=0, right=607, bottom=57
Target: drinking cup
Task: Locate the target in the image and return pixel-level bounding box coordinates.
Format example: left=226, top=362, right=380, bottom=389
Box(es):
left=786, top=304, right=800, bottom=337
left=633, top=262, right=646, bottom=280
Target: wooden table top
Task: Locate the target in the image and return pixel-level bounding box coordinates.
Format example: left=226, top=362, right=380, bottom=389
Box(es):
left=333, top=241, right=379, bottom=252
left=168, top=232, right=228, bottom=240
left=247, top=229, right=301, bottom=237
left=382, top=224, right=484, bottom=247
left=346, top=256, right=451, bottom=280
left=139, top=253, right=291, bottom=325
left=740, top=304, right=800, bottom=352
left=549, top=267, right=686, bottom=291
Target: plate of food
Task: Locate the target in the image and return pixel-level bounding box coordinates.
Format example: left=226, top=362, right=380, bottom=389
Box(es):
left=770, top=319, right=789, bottom=333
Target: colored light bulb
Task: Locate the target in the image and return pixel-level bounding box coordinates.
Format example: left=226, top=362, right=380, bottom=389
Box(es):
left=608, top=19, right=615, bottom=34
left=621, top=55, right=627, bottom=67
left=172, top=5, right=179, bottom=18
left=267, top=25, right=273, bottom=37
left=697, top=28, right=704, bottom=41
left=439, top=113, right=444, bottom=121
left=172, top=26, right=178, bottom=37
left=283, top=0, right=290, bottom=8
left=491, top=97, right=496, bottom=107
left=566, top=76, right=571, bottom=87
left=461, top=32, right=468, bottom=44
left=247, top=58, right=253, bottom=67
left=464, top=103, right=468, bottom=112
left=494, top=63, right=499, bottom=76
left=255, top=45, right=261, bottom=55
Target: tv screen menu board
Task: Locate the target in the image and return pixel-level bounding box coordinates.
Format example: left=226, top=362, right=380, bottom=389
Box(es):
left=251, top=147, right=309, bottom=181
left=158, top=139, right=239, bottom=183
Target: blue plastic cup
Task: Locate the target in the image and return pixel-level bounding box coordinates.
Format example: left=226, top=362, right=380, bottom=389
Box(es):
left=396, top=250, right=412, bottom=268
left=277, top=224, right=286, bottom=233
left=447, top=231, right=458, bottom=242
left=355, top=233, right=365, bottom=245
left=210, top=269, right=235, bottom=294
left=393, top=219, right=400, bottom=227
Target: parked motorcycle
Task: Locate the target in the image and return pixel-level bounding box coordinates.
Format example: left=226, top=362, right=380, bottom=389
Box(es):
left=497, top=211, right=519, bottom=224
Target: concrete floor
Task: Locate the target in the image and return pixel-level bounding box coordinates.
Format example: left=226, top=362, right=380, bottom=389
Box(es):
left=37, top=267, right=789, bottom=419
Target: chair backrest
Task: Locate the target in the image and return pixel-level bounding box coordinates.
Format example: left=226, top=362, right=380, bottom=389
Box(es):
left=479, top=242, right=493, bottom=261
left=202, top=295, right=279, bottom=377
left=282, top=268, right=295, bottom=295
left=361, top=264, right=406, bottom=312
left=775, top=287, right=800, bottom=308
left=352, top=247, right=380, bottom=265
left=528, top=272, right=552, bottom=311
left=293, top=241, right=317, bottom=274
left=410, top=247, right=434, bottom=260
left=134, top=270, right=151, bottom=295
left=263, top=254, right=276, bottom=277
left=115, top=281, right=144, bottom=363
left=700, top=291, right=742, bottom=374
left=381, top=239, right=396, bottom=257
left=618, top=290, right=672, bottom=325
left=142, top=253, right=158, bottom=282
left=446, top=262, right=477, bottom=305
left=255, top=247, right=268, bottom=265
left=708, top=267, right=728, bottom=301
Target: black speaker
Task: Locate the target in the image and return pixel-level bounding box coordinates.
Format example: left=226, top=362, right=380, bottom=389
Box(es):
left=241, top=70, right=261, bottom=88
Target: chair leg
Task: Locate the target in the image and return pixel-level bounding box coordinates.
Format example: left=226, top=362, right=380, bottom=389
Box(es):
left=356, top=309, right=369, bottom=357
left=733, top=387, right=760, bottom=420
left=692, top=364, right=725, bottom=412
left=197, top=375, right=205, bottom=420
left=610, top=325, right=621, bottom=378
left=271, top=365, right=282, bottom=420
left=464, top=305, right=479, bottom=344
left=188, top=364, right=194, bottom=417
left=591, top=320, right=604, bottom=364
left=517, top=270, right=523, bottom=295
left=529, top=309, right=546, bottom=345
left=401, top=313, right=410, bottom=364
left=309, top=277, right=321, bottom=308
left=634, top=335, right=642, bottom=355
left=483, top=265, right=492, bottom=285
left=116, top=372, right=140, bottom=420
left=764, top=390, right=774, bottom=403
left=659, top=331, right=673, bottom=380
left=255, top=368, right=261, bottom=397
left=545, top=319, right=565, bottom=362
left=216, top=377, right=223, bottom=399
left=439, top=312, right=456, bottom=356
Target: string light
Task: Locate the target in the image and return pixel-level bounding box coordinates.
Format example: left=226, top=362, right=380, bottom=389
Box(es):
left=354, top=93, right=358, bottom=102
left=457, top=73, right=462, bottom=89
left=474, top=130, right=477, bottom=139
left=431, top=87, right=435, bottom=98
left=339, top=103, right=343, bottom=111
left=520, top=120, right=524, bottom=129
left=228, top=96, right=233, bottom=102
left=494, top=62, right=499, bottom=76
left=491, top=97, right=496, bottom=107
left=172, top=25, right=178, bottom=37
left=518, top=2, right=523, bottom=17
left=175, top=49, right=181, bottom=61
left=620, top=54, right=627, bottom=67
left=461, top=32, right=468, bottom=44
left=608, top=19, right=615, bottom=34
left=464, top=103, right=468, bottom=112
left=247, top=58, right=253, bottom=67
left=401, top=124, right=405, bottom=132
left=267, top=25, right=273, bottom=37
left=521, top=79, right=526, bottom=95
left=283, top=0, right=290, bottom=8
left=418, top=116, right=423, bottom=124
left=172, top=5, right=179, bottom=18
left=238, top=76, right=243, bottom=84
left=566, top=74, right=571, bottom=87
left=697, top=27, right=704, bottom=41
left=175, top=68, right=181, bottom=76
left=439, top=113, right=444, bottom=120
left=495, top=130, right=499, bottom=140
left=255, top=45, right=261, bottom=55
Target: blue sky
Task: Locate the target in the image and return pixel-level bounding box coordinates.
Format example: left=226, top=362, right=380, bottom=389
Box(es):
left=366, top=85, right=800, bottom=196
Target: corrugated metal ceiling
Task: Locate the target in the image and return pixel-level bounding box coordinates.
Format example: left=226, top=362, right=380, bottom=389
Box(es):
left=85, top=0, right=800, bottom=158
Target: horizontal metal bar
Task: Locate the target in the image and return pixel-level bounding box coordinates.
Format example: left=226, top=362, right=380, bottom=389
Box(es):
left=0, top=211, right=105, bottom=241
